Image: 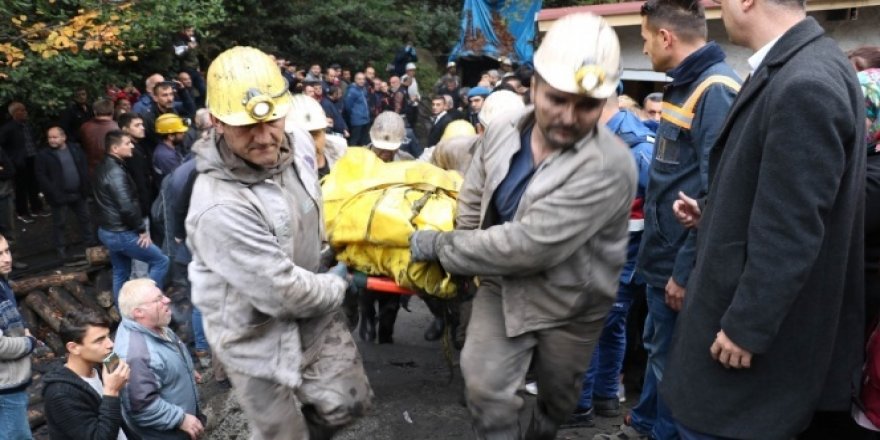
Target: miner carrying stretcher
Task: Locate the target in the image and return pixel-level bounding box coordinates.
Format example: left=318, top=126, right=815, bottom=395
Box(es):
left=185, top=46, right=372, bottom=440
left=409, top=13, right=637, bottom=440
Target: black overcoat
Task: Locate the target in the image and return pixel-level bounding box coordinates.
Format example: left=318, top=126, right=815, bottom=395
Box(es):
left=661, top=17, right=866, bottom=439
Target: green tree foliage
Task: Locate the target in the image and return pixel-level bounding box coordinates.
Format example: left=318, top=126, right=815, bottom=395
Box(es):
left=0, top=0, right=225, bottom=124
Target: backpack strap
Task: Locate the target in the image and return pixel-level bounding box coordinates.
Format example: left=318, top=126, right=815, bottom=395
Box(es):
left=661, top=75, right=741, bottom=130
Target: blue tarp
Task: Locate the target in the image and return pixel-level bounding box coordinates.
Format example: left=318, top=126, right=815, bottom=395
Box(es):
left=448, top=0, right=542, bottom=66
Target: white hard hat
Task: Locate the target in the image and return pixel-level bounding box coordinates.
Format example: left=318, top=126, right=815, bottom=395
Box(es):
left=370, top=111, right=406, bottom=150
left=286, top=94, right=328, bottom=132
left=533, top=13, right=621, bottom=99
left=479, top=90, right=525, bottom=127
left=405, top=62, right=417, bottom=71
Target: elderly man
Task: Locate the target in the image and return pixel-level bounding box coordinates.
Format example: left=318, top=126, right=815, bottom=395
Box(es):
left=114, top=279, right=202, bottom=440
left=664, top=0, right=866, bottom=438
left=409, top=14, right=636, bottom=439
left=186, top=46, right=371, bottom=440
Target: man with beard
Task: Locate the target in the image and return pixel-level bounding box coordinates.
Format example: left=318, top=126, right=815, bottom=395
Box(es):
left=186, top=46, right=372, bottom=440
left=114, top=279, right=202, bottom=440
left=140, top=81, right=195, bottom=154
left=408, top=14, right=636, bottom=439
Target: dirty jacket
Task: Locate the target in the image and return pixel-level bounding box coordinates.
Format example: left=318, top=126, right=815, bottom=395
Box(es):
left=0, top=278, right=34, bottom=393
left=186, top=127, right=347, bottom=389
left=436, top=108, right=636, bottom=336
left=636, top=42, right=739, bottom=288
left=114, top=318, right=198, bottom=440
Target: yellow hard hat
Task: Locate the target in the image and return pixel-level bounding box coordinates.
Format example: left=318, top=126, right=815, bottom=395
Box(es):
left=206, top=46, right=293, bottom=126
left=155, top=113, right=188, bottom=134
left=286, top=94, right=328, bottom=132
left=441, top=120, right=476, bottom=141
left=533, top=13, right=621, bottom=99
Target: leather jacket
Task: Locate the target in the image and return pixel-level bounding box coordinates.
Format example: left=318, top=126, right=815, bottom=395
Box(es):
left=93, top=154, right=145, bottom=233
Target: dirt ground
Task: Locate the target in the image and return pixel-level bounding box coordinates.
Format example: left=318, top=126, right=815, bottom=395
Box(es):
left=198, top=299, right=634, bottom=440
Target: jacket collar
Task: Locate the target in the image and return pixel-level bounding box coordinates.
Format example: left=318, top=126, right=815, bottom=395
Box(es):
left=667, top=41, right=727, bottom=86
left=759, top=16, right=823, bottom=71
left=716, top=17, right=823, bottom=146
left=120, top=318, right=176, bottom=343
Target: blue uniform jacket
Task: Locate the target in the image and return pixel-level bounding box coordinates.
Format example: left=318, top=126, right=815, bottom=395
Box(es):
left=636, top=42, right=740, bottom=288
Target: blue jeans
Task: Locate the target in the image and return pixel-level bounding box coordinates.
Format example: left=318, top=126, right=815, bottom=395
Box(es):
left=98, top=228, right=169, bottom=302
left=630, top=285, right=679, bottom=440
left=0, top=390, right=32, bottom=439
left=192, top=306, right=209, bottom=352
left=577, top=281, right=639, bottom=409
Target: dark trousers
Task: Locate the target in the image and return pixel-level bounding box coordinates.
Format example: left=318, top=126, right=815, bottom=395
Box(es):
left=13, top=157, right=42, bottom=216
left=358, top=290, right=401, bottom=343
left=0, top=195, right=14, bottom=240
left=50, top=197, right=95, bottom=250
left=349, top=124, right=370, bottom=147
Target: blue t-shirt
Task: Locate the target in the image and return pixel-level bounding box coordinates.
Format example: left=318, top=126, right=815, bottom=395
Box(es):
left=491, top=125, right=536, bottom=224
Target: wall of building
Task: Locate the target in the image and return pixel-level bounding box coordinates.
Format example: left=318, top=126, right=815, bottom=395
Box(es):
left=617, top=6, right=880, bottom=79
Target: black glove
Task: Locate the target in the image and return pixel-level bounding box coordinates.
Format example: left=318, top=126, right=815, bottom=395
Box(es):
left=409, top=230, right=440, bottom=262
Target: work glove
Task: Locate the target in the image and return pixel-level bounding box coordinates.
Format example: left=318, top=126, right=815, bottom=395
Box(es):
left=328, top=262, right=350, bottom=283
left=409, top=230, right=440, bottom=262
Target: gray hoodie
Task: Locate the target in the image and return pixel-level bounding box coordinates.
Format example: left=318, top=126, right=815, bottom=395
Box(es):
left=185, top=127, right=346, bottom=389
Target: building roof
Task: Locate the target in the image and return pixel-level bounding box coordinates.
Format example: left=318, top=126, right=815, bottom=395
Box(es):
left=538, top=0, right=880, bottom=31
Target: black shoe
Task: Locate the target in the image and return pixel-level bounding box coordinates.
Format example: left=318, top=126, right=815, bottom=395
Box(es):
left=593, top=396, right=621, bottom=417
left=560, top=407, right=595, bottom=428
left=16, top=215, right=34, bottom=224
left=32, top=210, right=51, bottom=218
left=423, top=317, right=444, bottom=341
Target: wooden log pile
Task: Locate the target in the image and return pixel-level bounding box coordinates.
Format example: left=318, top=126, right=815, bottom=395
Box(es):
left=13, top=246, right=116, bottom=437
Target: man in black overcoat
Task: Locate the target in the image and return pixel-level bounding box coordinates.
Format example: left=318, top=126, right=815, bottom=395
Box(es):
left=663, top=0, right=867, bottom=438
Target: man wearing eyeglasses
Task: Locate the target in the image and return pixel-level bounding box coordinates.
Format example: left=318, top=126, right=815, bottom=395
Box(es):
left=113, top=279, right=203, bottom=440
left=186, top=46, right=371, bottom=440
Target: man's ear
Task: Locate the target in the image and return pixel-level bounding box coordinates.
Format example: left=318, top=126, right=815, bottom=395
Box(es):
left=66, top=341, right=81, bottom=356
left=211, top=116, right=225, bottom=135
left=659, top=28, right=675, bottom=50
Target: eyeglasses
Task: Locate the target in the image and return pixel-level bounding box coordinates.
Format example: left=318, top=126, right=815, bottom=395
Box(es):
left=139, top=294, right=169, bottom=308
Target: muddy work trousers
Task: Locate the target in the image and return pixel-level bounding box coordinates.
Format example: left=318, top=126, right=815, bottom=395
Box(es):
left=227, top=311, right=373, bottom=440
left=460, top=285, right=604, bottom=440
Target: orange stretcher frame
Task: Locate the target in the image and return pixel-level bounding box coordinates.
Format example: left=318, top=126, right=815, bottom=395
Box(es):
left=365, top=276, right=417, bottom=295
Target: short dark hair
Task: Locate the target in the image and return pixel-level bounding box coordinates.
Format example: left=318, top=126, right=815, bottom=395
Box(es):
left=59, top=310, right=110, bottom=346
left=117, top=112, right=142, bottom=130
left=153, top=82, right=174, bottom=95
left=640, top=0, right=708, bottom=43
left=104, top=129, right=128, bottom=153
left=848, top=46, right=880, bottom=71
left=93, top=98, right=114, bottom=116
left=644, top=92, right=664, bottom=105
left=431, top=95, right=445, bottom=103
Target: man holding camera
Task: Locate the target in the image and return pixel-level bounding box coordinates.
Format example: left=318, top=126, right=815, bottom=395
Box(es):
left=43, top=310, right=136, bottom=440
